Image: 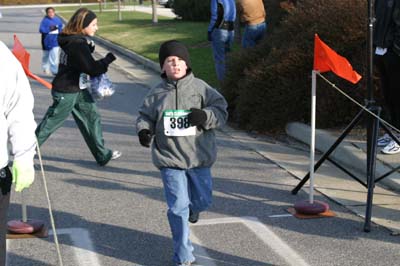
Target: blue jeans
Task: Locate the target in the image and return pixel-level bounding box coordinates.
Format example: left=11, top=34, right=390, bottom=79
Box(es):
left=211, top=29, right=234, bottom=82
left=161, top=167, right=213, bottom=264
left=242, top=22, right=267, bottom=48
left=42, top=46, right=60, bottom=75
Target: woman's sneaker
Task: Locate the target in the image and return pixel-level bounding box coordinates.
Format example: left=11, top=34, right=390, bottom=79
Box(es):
left=381, top=140, right=400, bottom=154
left=111, top=150, right=122, bottom=160
left=377, top=134, right=392, bottom=147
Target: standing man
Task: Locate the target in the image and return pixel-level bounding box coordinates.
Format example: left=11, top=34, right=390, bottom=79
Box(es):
left=208, top=0, right=236, bottom=83
left=39, top=7, right=63, bottom=75
left=237, top=0, right=267, bottom=48
left=0, top=41, right=36, bottom=266
left=374, top=0, right=400, bottom=154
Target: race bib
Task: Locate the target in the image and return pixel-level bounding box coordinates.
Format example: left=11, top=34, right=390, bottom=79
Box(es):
left=163, top=110, right=196, bottom=136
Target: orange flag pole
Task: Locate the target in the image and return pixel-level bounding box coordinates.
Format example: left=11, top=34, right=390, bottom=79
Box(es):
left=12, top=35, right=52, bottom=89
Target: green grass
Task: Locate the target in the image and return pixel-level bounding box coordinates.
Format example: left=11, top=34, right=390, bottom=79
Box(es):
left=57, top=7, right=219, bottom=87
left=55, top=0, right=152, bottom=12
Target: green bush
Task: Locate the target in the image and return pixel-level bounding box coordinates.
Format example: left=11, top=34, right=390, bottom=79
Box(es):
left=223, top=0, right=373, bottom=133
left=172, top=0, right=210, bottom=21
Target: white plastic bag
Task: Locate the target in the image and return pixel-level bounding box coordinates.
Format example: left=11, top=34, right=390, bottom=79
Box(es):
left=90, top=73, right=115, bottom=101
left=79, top=73, right=90, bottom=90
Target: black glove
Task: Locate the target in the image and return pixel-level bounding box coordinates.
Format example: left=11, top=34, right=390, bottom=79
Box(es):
left=138, top=129, right=152, bottom=148
left=103, top=52, right=116, bottom=65
left=188, top=108, right=207, bottom=127
left=49, top=25, right=58, bottom=31
left=207, top=31, right=212, bottom=42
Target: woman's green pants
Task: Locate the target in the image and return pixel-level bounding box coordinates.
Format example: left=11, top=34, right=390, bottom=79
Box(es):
left=35, top=89, right=112, bottom=166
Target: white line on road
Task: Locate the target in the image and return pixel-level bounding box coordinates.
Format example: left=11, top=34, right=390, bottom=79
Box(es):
left=6, top=228, right=101, bottom=266
left=192, top=216, right=310, bottom=266
left=50, top=228, right=101, bottom=266
left=269, top=214, right=293, bottom=218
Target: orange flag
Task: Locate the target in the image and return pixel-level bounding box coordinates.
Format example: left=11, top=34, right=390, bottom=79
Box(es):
left=313, top=34, right=361, bottom=84
left=12, top=35, right=52, bottom=89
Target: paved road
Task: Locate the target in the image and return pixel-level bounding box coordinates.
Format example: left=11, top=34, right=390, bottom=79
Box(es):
left=1, top=6, right=400, bottom=266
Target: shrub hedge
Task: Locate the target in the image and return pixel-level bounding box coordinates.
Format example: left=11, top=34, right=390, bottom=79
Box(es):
left=222, top=0, right=375, bottom=133
left=172, top=0, right=210, bottom=21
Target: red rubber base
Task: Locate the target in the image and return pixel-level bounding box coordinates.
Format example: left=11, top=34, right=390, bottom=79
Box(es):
left=7, top=219, right=45, bottom=234
left=294, top=200, right=329, bottom=215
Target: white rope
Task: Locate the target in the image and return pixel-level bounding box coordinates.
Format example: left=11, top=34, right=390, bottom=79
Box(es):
left=35, top=140, right=64, bottom=266
left=316, top=72, right=400, bottom=135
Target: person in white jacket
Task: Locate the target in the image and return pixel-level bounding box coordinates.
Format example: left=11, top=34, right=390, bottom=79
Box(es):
left=0, top=41, right=36, bottom=265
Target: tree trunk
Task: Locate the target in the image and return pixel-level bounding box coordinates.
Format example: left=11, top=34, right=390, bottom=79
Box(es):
left=152, top=0, right=158, bottom=24
left=118, top=0, right=122, bottom=21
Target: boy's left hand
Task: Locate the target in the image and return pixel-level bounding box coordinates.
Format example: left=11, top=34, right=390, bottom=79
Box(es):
left=188, top=108, right=207, bottom=126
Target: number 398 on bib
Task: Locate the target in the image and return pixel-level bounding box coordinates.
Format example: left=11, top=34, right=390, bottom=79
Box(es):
left=163, top=110, right=196, bottom=136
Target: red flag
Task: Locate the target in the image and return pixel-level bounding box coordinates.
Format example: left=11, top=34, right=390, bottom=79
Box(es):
left=12, top=35, right=52, bottom=89
left=313, top=34, right=361, bottom=84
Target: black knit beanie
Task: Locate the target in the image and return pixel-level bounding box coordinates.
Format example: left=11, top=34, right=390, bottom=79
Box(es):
left=83, top=10, right=97, bottom=29
left=159, top=40, right=191, bottom=69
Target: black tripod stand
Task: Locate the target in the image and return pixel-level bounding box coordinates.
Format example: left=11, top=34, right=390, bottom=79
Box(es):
left=291, top=0, right=400, bottom=232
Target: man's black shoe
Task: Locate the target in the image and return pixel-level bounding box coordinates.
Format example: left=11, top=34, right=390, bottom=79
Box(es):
left=189, top=210, right=199, bottom=224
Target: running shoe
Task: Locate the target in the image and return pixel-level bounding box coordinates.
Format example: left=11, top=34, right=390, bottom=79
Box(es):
left=111, top=150, right=122, bottom=160
left=381, top=140, right=400, bottom=154
left=189, top=209, right=199, bottom=224
left=377, top=134, right=392, bottom=147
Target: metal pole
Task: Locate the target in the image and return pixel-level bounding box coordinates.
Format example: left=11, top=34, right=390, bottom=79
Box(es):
left=21, top=191, right=27, bottom=223
left=309, top=70, right=317, bottom=204
left=364, top=106, right=380, bottom=232
left=367, top=0, right=374, bottom=103
left=363, top=0, right=378, bottom=232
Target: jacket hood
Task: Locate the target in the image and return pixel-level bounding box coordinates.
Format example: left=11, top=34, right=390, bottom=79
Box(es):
left=58, top=34, right=86, bottom=49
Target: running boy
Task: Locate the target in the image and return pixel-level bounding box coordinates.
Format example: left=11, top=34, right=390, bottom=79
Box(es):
left=136, top=40, right=228, bottom=266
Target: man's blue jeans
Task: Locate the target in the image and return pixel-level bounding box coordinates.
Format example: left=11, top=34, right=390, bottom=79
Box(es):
left=161, top=167, right=213, bottom=264
left=242, top=22, right=267, bottom=48
left=211, top=29, right=234, bottom=82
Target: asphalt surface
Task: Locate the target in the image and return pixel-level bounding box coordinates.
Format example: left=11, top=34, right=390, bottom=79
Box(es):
left=1, top=6, right=400, bottom=266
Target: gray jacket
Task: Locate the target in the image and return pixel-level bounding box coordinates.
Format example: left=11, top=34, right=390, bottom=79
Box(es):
left=136, top=72, right=228, bottom=169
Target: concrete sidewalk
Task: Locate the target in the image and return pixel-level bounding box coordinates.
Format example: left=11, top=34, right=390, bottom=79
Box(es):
left=286, top=122, right=400, bottom=192
left=91, top=31, right=400, bottom=233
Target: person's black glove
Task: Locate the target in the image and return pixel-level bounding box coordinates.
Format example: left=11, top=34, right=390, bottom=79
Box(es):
left=188, top=108, right=207, bottom=127
left=103, top=52, right=116, bottom=65
left=207, top=31, right=212, bottom=42
left=138, top=129, right=152, bottom=148
left=49, top=25, right=58, bottom=31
